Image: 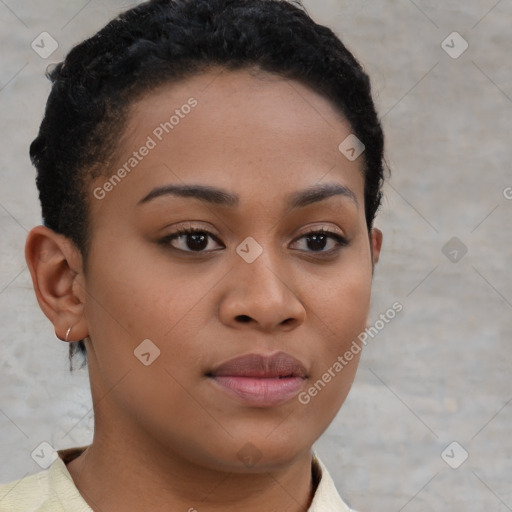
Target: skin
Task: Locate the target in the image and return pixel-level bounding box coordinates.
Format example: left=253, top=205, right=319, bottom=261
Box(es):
left=25, top=67, right=382, bottom=512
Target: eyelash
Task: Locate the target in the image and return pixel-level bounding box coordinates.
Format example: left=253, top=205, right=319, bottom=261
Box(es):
left=159, top=226, right=348, bottom=257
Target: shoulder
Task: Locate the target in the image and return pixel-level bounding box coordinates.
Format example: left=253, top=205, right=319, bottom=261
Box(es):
left=309, top=453, right=360, bottom=512
left=0, top=446, right=92, bottom=512
left=0, top=467, right=52, bottom=511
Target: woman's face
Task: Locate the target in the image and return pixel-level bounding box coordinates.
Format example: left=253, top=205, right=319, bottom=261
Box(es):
left=82, top=67, right=382, bottom=471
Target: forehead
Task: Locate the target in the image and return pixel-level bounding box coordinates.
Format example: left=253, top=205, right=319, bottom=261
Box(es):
left=89, top=67, right=365, bottom=219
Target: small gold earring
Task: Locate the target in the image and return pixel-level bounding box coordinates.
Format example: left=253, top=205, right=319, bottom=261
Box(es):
left=65, top=326, right=72, bottom=342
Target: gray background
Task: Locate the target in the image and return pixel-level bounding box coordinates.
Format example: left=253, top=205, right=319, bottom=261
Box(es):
left=1, top=1, right=511, bottom=510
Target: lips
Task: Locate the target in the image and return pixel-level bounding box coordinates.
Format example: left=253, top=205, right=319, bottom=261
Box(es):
left=207, top=352, right=308, bottom=407
left=209, top=351, right=308, bottom=378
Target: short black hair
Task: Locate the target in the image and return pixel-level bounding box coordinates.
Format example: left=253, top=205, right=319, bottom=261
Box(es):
left=30, top=0, right=387, bottom=371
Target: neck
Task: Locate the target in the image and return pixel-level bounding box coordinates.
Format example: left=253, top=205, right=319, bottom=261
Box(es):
left=65, top=426, right=315, bottom=512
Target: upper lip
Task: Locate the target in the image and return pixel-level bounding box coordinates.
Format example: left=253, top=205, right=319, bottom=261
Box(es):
left=208, top=351, right=308, bottom=378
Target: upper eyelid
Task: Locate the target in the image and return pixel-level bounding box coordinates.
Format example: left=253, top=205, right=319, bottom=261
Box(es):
left=170, top=225, right=345, bottom=237
left=292, top=225, right=345, bottom=239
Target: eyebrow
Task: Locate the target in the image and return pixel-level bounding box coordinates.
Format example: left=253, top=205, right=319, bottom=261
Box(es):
left=137, top=182, right=359, bottom=210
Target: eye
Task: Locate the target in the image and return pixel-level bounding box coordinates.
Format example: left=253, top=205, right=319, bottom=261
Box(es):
left=159, top=226, right=348, bottom=256
left=291, top=228, right=348, bottom=256
left=159, top=227, right=224, bottom=253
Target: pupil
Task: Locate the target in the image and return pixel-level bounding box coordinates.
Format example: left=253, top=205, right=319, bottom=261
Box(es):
left=187, top=233, right=208, bottom=251
left=308, top=234, right=326, bottom=251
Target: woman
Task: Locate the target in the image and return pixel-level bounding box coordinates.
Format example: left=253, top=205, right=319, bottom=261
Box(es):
left=0, top=0, right=385, bottom=510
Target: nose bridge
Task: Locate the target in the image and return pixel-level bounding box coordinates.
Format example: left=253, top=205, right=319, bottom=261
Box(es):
left=221, top=235, right=305, bottom=330
left=240, top=226, right=296, bottom=285
left=244, top=251, right=287, bottom=298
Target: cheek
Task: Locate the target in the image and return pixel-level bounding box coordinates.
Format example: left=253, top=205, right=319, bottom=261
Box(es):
left=332, top=276, right=372, bottom=348
left=82, top=240, right=223, bottom=390
left=315, top=256, right=373, bottom=346
left=303, top=256, right=372, bottom=402
left=82, top=246, right=208, bottom=421
left=84, top=238, right=209, bottom=337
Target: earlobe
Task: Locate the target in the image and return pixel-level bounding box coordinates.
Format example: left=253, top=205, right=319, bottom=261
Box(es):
left=24, top=225, right=88, bottom=342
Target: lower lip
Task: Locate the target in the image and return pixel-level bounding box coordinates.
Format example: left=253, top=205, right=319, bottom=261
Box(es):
left=210, top=376, right=306, bottom=407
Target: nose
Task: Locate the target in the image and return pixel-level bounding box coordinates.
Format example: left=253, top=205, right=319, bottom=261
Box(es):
left=218, top=249, right=306, bottom=333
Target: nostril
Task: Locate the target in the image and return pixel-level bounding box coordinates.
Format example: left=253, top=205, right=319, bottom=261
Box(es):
left=236, top=315, right=251, bottom=323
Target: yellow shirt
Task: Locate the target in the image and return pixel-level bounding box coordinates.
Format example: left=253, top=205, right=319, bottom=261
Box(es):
left=0, top=446, right=357, bottom=511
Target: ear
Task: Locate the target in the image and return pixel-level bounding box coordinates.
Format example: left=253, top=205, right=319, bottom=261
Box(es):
left=24, top=225, right=89, bottom=342
left=369, top=227, right=383, bottom=271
